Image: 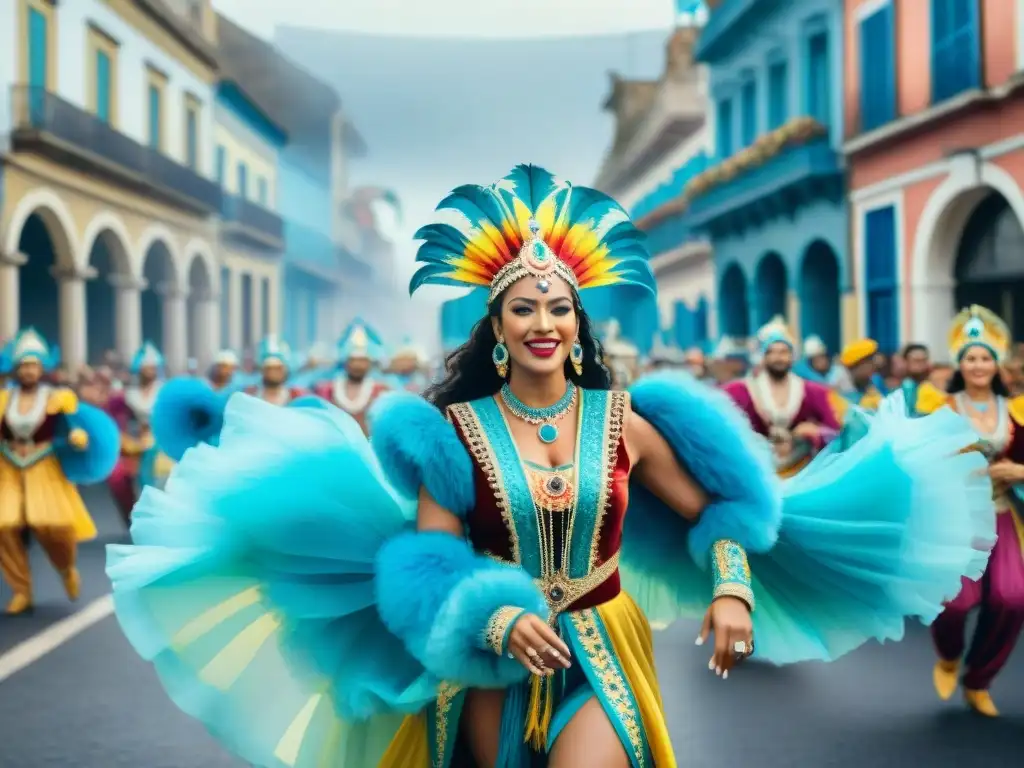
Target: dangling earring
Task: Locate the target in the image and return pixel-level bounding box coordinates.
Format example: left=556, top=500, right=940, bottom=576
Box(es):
left=492, top=339, right=509, bottom=378
left=570, top=339, right=584, bottom=377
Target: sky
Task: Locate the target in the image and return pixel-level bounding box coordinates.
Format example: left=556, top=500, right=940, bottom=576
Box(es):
left=212, top=0, right=682, bottom=39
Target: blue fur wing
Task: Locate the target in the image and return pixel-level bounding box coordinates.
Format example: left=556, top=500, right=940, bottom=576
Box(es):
left=152, top=377, right=229, bottom=461
left=622, top=373, right=995, bottom=665
left=56, top=402, right=121, bottom=484
left=107, top=393, right=433, bottom=767
left=369, top=392, right=475, bottom=515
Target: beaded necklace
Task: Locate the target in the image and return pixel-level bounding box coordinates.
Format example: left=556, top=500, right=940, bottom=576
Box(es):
left=499, top=381, right=577, bottom=444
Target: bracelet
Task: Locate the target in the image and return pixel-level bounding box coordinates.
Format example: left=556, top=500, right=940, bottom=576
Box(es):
left=482, top=605, right=527, bottom=656
left=710, top=539, right=755, bottom=612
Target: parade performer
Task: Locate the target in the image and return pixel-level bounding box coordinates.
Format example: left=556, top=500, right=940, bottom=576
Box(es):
left=208, top=349, right=239, bottom=392
left=108, top=165, right=993, bottom=767
left=894, top=343, right=946, bottom=417
left=925, top=306, right=1024, bottom=717
left=385, top=336, right=430, bottom=393
left=106, top=342, right=171, bottom=525
left=792, top=335, right=832, bottom=385
left=0, top=328, right=119, bottom=614
left=831, top=339, right=886, bottom=421
left=724, top=318, right=840, bottom=477
left=245, top=336, right=305, bottom=405
left=314, top=319, right=390, bottom=434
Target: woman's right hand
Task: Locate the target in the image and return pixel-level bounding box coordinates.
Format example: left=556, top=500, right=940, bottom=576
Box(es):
left=507, top=613, right=572, bottom=676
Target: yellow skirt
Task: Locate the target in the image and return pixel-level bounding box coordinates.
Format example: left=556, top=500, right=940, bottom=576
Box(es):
left=0, top=453, right=98, bottom=541
left=379, top=591, right=675, bottom=767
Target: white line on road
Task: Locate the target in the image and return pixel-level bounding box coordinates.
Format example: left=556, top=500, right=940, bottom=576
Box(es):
left=0, top=594, right=114, bottom=684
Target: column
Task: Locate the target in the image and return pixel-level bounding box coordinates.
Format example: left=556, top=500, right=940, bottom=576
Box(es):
left=0, top=251, right=27, bottom=341
left=195, top=293, right=219, bottom=369
left=252, top=274, right=265, bottom=342
left=158, top=283, right=188, bottom=374
left=110, top=273, right=145, bottom=362
left=911, top=280, right=955, bottom=357
left=51, top=264, right=96, bottom=372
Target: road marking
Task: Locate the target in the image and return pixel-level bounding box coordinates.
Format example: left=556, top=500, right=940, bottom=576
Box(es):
left=0, top=594, right=114, bottom=684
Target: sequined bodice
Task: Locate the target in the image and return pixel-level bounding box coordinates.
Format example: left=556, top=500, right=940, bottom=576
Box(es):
left=3, top=385, right=51, bottom=441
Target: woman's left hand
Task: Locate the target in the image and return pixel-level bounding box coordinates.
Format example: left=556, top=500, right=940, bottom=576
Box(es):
left=988, top=460, right=1024, bottom=484
left=698, top=596, right=753, bottom=678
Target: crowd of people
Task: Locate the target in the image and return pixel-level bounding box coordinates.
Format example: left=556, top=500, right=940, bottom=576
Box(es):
left=0, top=163, right=1019, bottom=767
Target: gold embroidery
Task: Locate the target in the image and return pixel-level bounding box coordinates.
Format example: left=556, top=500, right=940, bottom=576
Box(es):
left=484, top=606, right=525, bottom=655
left=711, top=540, right=755, bottom=612
left=432, top=681, right=461, bottom=768
left=447, top=402, right=521, bottom=563
left=590, top=391, right=627, bottom=568
left=525, top=465, right=576, bottom=513
left=569, top=610, right=646, bottom=766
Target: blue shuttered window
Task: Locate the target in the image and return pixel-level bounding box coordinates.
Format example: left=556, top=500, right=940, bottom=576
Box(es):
left=806, top=32, right=830, bottom=125
left=864, top=206, right=900, bottom=353
left=237, top=163, right=248, bottom=198
left=96, top=50, right=112, bottom=123
left=767, top=59, right=788, bottom=129
left=716, top=98, right=734, bottom=159
left=740, top=76, right=757, bottom=147
left=185, top=107, right=198, bottom=169
left=148, top=84, right=161, bottom=149
left=215, top=145, right=226, bottom=184
left=28, top=9, right=48, bottom=88
left=219, top=267, right=231, bottom=347
left=260, top=278, right=270, bottom=337
left=931, top=0, right=981, bottom=103
left=859, top=2, right=896, bottom=131
left=674, top=302, right=693, bottom=348
left=241, top=274, right=253, bottom=350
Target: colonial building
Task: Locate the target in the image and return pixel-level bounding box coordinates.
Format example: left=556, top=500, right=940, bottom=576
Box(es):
left=0, top=0, right=223, bottom=372
left=694, top=0, right=848, bottom=355
left=603, top=24, right=716, bottom=353
left=845, top=0, right=1024, bottom=357
left=218, top=17, right=370, bottom=353
left=212, top=15, right=287, bottom=357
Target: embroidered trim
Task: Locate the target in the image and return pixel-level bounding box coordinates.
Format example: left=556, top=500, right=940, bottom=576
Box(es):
left=711, top=539, right=755, bottom=612
left=447, top=402, right=522, bottom=564
left=331, top=376, right=375, bottom=413
left=748, top=372, right=804, bottom=430
left=483, top=606, right=526, bottom=655
left=432, top=681, right=462, bottom=768
left=590, top=390, right=627, bottom=569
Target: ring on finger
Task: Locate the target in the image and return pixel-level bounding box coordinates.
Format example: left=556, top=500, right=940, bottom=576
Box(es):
left=526, top=647, right=540, bottom=659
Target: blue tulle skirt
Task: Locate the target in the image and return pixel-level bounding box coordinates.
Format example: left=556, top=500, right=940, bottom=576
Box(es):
left=107, top=391, right=994, bottom=767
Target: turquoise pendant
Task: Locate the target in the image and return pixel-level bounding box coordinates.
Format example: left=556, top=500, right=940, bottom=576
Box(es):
left=538, top=423, right=558, bottom=444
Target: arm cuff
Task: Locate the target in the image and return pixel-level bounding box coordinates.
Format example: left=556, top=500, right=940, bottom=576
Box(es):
left=481, top=605, right=527, bottom=655
left=711, top=539, right=755, bottom=612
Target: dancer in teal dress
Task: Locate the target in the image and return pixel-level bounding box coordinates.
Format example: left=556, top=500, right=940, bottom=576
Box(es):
left=108, top=165, right=995, bottom=767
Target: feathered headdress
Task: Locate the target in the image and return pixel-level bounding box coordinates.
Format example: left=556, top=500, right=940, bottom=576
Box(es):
left=130, top=342, right=164, bottom=375
left=2, top=327, right=60, bottom=373
left=257, top=335, right=292, bottom=368
left=410, top=164, right=656, bottom=304
left=949, top=305, right=1010, bottom=362
left=756, top=315, right=795, bottom=352
left=337, top=318, right=385, bottom=364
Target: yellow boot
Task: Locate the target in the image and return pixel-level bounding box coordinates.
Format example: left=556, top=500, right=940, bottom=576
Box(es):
left=933, top=659, right=959, bottom=701
left=964, top=689, right=999, bottom=717
left=5, top=592, right=32, bottom=615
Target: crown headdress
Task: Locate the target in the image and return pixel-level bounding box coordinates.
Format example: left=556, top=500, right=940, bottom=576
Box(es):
left=410, top=165, right=656, bottom=304
left=949, top=305, right=1010, bottom=362
left=258, top=335, right=291, bottom=367
left=756, top=315, right=795, bottom=351
left=337, top=318, right=384, bottom=363
left=130, top=341, right=164, bottom=374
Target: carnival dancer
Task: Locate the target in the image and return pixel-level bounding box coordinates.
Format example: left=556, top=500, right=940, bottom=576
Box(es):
left=792, top=335, right=832, bottom=385
left=108, top=165, right=993, bottom=767
left=831, top=339, right=887, bottom=422
left=923, top=306, right=1024, bottom=717
left=208, top=349, right=239, bottom=392
left=385, top=336, right=430, bottom=393
left=724, top=317, right=841, bottom=477
left=0, top=328, right=119, bottom=614
left=892, top=343, right=946, bottom=418
left=245, top=336, right=304, bottom=405
left=314, top=319, right=390, bottom=434
left=106, top=342, right=171, bottom=526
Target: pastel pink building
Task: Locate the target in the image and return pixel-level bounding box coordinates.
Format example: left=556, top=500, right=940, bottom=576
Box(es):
left=844, top=0, right=1024, bottom=359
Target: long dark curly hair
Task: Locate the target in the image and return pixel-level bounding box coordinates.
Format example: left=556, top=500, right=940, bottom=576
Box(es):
left=425, top=287, right=611, bottom=412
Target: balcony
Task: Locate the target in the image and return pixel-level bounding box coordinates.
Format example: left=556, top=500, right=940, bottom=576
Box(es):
left=284, top=220, right=373, bottom=285
left=220, top=194, right=285, bottom=251
left=10, top=85, right=221, bottom=215
left=696, top=0, right=784, bottom=63
left=685, top=136, right=842, bottom=238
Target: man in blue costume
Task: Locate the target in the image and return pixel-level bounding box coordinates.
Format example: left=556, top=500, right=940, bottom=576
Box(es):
left=314, top=319, right=390, bottom=434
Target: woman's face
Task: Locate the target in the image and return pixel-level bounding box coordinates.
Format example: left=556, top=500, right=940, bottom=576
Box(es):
left=960, top=345, right=998, bottom=389
left=493, top=276, right=578, bottom=379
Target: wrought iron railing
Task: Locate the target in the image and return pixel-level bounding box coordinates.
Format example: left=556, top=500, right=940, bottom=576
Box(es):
left=10, top=85, right=221, bottom=212
left=222, top=194, right=284, bottom=243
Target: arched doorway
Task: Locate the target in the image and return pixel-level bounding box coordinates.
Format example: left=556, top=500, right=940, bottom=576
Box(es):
left=954, top=191, right=1024, bottom=338
left=718, top=263, right=749, bottom=337
left=799, top=240, right=841, bottom=354
left=141, top=241, right=177, bottom=351
left=186, top=256, right=212, bottom=361
left=85, top=228, right=132, bottom=363
left=15, top=210, right=75, bottom=348
left=753, top=251, right=787, bottom=326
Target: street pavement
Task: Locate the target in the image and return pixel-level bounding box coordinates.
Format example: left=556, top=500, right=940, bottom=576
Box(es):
left=1, top=486, right=1023, bottom=767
